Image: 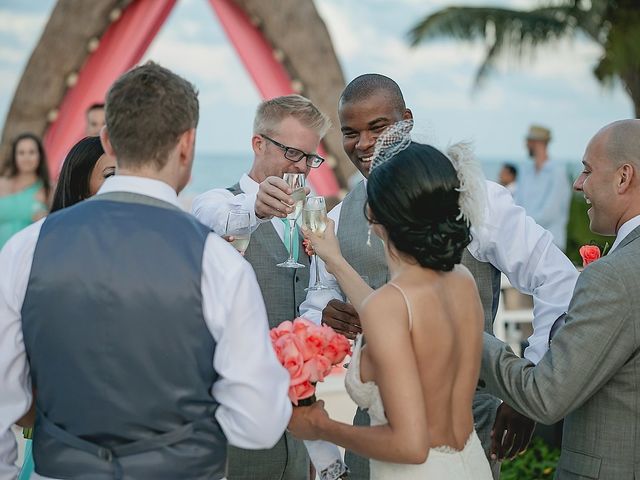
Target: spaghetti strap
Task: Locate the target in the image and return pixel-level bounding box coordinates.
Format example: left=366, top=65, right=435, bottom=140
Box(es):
left=388, top=282, right=414, bottom=330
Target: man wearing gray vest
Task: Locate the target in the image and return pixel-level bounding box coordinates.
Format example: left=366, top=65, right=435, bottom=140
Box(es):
left=0, top=62, right=291, bottom=479
left=300, top=74, right=579, bottom=479
left=192, top=95, right=331, bottom=479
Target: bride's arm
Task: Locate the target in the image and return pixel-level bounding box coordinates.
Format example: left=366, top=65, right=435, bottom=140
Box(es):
left=289, top=288, right=430, bottom=463
left=326, top=256, right=372, bottom=311
left=302, top=218, right=373, bottom=310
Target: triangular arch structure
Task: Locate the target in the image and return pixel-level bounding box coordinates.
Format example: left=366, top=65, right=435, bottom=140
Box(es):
left=43, top=0, right=175, bottom=173
left=3, top=0, right=350, bottom=195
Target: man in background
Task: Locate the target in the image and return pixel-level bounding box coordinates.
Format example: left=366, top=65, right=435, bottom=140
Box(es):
left=515, top=125, right=571, bottom=250
left=85, top=102, right=105, bottom=136
left=498, top=163, right=517, bottom=196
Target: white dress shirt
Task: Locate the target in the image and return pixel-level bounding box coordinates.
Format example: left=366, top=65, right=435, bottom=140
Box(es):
left=192, top=173, right=288, bottom=240
left=609, top=214, right=640, bottom=253
left=0, top=176, right=291, bottom=479
left=300, top=180, right=579, bottom=364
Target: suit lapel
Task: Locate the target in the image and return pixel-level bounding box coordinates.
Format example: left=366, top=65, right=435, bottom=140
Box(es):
left=614, top=225, right=640, bottom=252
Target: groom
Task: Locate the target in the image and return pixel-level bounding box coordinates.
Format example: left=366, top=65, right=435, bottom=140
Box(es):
left=0, top=62, right=291, bottom=478
left=480, top=119, right=640, bottom=479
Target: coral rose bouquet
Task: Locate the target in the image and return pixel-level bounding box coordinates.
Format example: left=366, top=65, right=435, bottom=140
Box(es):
left=271, top=318, right=352, bottom=479
left=270, top=317, right=351, bottom=405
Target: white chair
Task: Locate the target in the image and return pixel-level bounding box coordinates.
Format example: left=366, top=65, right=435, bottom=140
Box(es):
left=493, top=274, right=533, bottom=357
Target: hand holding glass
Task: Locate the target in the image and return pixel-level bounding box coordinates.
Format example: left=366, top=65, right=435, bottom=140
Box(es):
left=277, top=173, right=306, bottom=268
left=225, top=209, right=251, bottom=255
left=303, top=196, right=331, bottom=290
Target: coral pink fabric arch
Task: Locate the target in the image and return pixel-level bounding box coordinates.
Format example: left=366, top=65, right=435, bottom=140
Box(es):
left=43, top=0, right=339, bottom=196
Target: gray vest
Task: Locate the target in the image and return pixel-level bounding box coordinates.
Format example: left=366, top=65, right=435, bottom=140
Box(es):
left=228, top=183, right=310, bottom=328
left=339, top=181, right=502, bottom=478
left=22, top=192, right=226, bottom=480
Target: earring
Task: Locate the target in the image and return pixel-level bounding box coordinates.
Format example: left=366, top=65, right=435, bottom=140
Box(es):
left=366, top=224, right=372, bottom=247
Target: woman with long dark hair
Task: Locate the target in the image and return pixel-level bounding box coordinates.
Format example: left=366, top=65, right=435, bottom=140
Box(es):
left=50, top=136, right=116, bottom=212
left=0, top=133, right=51, bottom=248
left=290, top=123, right=493, bottom=479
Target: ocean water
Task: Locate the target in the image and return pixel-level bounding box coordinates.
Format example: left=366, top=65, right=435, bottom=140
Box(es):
left=182, top=152, right=582, bottom=201
left=184, top=152, right=253, bottom=196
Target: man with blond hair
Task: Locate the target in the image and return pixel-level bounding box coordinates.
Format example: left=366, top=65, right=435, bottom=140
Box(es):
left=193, top=94, right=331, bottom=479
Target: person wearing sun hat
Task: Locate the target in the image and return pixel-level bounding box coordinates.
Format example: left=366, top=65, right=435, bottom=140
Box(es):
left=515, top=123, right=571, bottom=250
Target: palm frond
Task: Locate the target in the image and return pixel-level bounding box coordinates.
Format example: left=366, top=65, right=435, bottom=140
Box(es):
left=595, top=10, right=640, bottom=84
left=408, top=6, right=580, bottom=86
left=409, top=7, right=575, bottom=45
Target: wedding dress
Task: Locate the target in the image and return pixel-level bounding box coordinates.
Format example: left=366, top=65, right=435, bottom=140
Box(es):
left=344, top=282, right=493, bottom=479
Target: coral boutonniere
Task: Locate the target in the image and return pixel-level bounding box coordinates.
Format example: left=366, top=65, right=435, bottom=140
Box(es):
left=579, top=242, right=609, bottom=267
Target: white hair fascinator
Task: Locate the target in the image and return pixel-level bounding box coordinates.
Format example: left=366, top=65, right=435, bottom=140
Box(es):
left=369, top=119, right=414, bottom=172
left=368, top=119, right=486, bottom=229
left=446, top=141, right=486, bottom=229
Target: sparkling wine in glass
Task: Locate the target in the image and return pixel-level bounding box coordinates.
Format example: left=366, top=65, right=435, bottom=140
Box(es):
left=302, top=196, right=331, bottom=291
left=277, top=173, right=306, bottom=268
left=225, top=209, right=251, bottom=255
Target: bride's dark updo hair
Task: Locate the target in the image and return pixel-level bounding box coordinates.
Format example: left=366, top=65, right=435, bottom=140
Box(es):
left=366, top=142, right=471, bottom=271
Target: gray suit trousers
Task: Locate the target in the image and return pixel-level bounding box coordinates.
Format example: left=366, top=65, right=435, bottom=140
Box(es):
left=226, top=433, right=309, bottom=480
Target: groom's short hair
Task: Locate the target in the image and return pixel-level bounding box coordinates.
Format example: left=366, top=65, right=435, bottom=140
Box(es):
left=339, top=74, right=406, bottom=113
left=105, top=61, right=199, bottom=169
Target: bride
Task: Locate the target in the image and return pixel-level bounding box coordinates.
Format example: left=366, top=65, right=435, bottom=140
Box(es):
left=288, top=123, right=493, bottom=479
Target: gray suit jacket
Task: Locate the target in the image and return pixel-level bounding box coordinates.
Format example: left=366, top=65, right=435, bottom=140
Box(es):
left=480, top=225, right=640, bottom=479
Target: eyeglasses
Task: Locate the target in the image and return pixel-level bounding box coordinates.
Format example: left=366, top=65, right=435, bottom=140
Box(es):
left=260, top=134, right=325, bottom=168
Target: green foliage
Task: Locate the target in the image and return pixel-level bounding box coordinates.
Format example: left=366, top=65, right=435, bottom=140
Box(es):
left=566, top=192, right=614, bottom=265
left=407, top=6, right=575, bottom=86
left=500, top=437, right=561, bottom=480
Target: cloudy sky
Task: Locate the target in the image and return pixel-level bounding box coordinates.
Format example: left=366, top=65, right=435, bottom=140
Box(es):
left=0, top=0, right=632, bottom=165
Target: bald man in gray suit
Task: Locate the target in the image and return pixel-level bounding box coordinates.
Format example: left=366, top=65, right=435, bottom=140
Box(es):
left=480, top=119, right=640, bottom=479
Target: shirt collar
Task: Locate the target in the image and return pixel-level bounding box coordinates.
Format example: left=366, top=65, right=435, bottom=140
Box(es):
left=96, top=175, right=181, bottom=208
left=610, top=214, right=640, bottom=253
left=239, top=173, right=259, bottom=196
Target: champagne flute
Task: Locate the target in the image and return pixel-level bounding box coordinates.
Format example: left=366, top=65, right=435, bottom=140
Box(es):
left=303, top=196, right=331, bottom=291
left=225, top=209, right=251, bottom=255
left=277, top=173, right=306, bottom=268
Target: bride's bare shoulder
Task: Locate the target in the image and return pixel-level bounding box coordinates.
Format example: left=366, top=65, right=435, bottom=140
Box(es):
left=450, top=264, right=479, bottom=291
left=363, top=282, right=404, bottom=303
left=361, top=284, right=407, bottom=321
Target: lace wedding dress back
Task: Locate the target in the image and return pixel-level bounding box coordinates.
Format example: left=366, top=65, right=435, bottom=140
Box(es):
left=344, top=282, right=493, bottom=479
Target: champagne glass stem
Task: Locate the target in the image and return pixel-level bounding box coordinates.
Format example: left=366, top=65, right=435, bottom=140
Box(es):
left=314, top=254, right=321, bottom=286
left=288, top=219, right=296, bottom=263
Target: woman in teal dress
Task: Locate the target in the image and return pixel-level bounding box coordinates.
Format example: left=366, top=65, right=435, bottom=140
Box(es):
left=15, top=135, right=115, bottom=480
left=0, top=133, right=51, bottom=249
